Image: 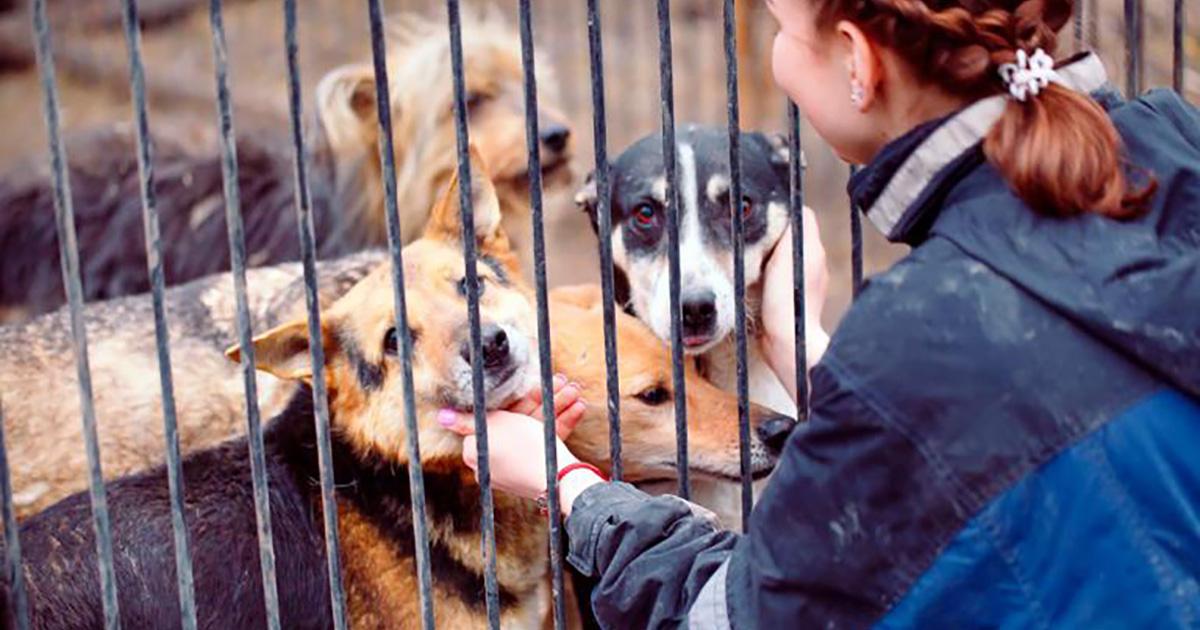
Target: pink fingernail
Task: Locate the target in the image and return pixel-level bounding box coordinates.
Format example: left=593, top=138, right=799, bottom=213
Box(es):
left=437, top=409, right=458, bottom=428
left=553, top=373, right=568, bottom=387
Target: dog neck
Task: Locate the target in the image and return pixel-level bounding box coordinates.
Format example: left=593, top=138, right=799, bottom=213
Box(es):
left=267, top=387, right=548, bottom=625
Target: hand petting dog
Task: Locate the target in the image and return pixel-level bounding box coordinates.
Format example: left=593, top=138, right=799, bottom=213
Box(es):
left=759, top=206, right=832, bottom=404
left=439, top=375, right=602, bottom=515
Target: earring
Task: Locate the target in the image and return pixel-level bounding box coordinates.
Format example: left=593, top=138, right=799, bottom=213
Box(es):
left=849, top=82, right=865, bottom=107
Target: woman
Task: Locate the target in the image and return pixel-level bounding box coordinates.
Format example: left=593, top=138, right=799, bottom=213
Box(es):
left=442, top=0, right=1200, bottom=625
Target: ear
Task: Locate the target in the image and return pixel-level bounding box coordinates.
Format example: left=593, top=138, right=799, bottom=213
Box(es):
left=315, top=63, right=380, bottom=161
left=574, top=170, right=600, bottom=235
left=424, top=145, right=513, bottom=264
left=835, top=20, right=880, bottom=112
left=224, top=319, right=318, bottom=382
left=765, top=132, right=805, bottom=183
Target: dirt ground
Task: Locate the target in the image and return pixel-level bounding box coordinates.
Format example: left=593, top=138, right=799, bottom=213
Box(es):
left=0, top=0, right=1196, bottom=330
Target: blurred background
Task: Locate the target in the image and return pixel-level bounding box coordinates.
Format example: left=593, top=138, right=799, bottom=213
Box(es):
left=0, top=0, right=1195, bottom=329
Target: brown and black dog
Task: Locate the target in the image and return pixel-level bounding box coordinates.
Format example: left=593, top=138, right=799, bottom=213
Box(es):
left=2, top=151, right=790, bottom=627
left=0, top=10, right=572, bottom=324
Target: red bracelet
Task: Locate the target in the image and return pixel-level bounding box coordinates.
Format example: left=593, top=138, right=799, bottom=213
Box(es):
left=537, top=463, right=608, bottom=516
left=557, top=462, right=608, bottom=484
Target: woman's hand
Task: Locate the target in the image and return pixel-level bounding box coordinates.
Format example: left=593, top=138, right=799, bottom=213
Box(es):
left=759, top=206, right=831, bottom=403
left=438, top=375, right=600, bottom=513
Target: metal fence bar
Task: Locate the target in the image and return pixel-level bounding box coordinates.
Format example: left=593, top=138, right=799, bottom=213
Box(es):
left=655, top=0, right=690, bottom=500
left=1174, top=0, right=1185, bottom=93
left=584, top=0, right=623, bottom=482
left=281, top=1, right=349, bottom=627
left=445, top=1, right=501, bottom=625
left=115, top=1, right=198, bottom=626
left=517, top=1, right=567, bottom=627
left=787, top=102, right=809, bottom=421
left=0, top=401, right=30, bottom=630
left=849, top=165, right=863, bottom=298
left=29, top=1, right=121, bottom=626
left=722, top=0, right=753, bottom=529
left=1125, top=0, right=1143, bottom=96
left=363, top=2, right=436, bottom=627
left=204, top=2, right=283, bottom=626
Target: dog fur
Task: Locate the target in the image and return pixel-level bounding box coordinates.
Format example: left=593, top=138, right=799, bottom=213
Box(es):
left=2, top=149, right=789, bottom=628
left=576, top=125, right=798, bottom=418
left=0, top=10, right=572, bottom=324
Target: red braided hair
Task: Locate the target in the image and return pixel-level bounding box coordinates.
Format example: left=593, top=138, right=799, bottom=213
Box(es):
left=812, top=0, right=1153, bottom=217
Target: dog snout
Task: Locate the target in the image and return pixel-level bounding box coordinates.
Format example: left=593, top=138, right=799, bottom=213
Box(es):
left=459, top=324, right=511, bottom=373
left=681, top=290, right=717, bottom=338
left=756, top=415, right=797, bottom=456
left=539, top=123, right=571, bottom=154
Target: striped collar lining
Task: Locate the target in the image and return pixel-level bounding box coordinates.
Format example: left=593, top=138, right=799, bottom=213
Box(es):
left=863, top=53, right=1110, bottom=240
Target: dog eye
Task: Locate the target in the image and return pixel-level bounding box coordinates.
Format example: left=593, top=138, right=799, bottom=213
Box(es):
left=466, top=90, right=488, bottom=109
left=384, top=327, right=418, bottom=355
left=632, top=203, right=658, bottom=229
left=456, top=276, right=487, bottom=298
left=634, top=386, right=670, bottom=406
left=741, top=196, right=753, bottom=217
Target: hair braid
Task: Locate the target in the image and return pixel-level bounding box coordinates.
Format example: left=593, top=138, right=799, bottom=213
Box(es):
left=809, top=0, right=1152, bottom=218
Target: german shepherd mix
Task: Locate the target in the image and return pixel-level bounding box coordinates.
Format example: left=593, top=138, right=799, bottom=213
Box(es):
left=0, top=10, right=572, bottom=323
left=2, top=152, right=791, bottom=628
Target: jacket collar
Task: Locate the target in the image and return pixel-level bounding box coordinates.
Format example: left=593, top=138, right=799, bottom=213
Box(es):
left=849, top=52, right=1110, bottom=245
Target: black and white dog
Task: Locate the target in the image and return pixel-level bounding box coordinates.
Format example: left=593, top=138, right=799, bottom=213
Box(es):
left=577, top=125, right=800, bottom=529
left=577, top=125, right=798, bottom=417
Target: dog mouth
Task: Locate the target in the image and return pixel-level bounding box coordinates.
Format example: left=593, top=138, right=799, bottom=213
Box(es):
left=639, top=457, right=775, bottom=485
left=680, top=332, right=725, bottom=355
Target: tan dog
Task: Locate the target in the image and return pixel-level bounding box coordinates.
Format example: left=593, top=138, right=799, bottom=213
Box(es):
left=316, top=9, right=574, bottom=278
left=0, top=10, right=571, bottom=323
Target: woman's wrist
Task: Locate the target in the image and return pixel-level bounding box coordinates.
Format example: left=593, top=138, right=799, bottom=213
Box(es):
left=557, top=468, right=604, bottom=517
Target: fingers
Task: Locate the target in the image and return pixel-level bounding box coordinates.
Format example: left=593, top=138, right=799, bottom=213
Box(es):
left=437, top=408, right=475, bottom=436
left=507, top=373, right=569, bottom=416
left=555, top=400, right=587, bottom=439
left=462, top=435, right=478, bottom=469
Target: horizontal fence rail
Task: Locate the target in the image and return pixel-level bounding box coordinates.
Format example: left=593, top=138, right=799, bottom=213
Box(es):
left=2, top=1, right=1191, bottom=629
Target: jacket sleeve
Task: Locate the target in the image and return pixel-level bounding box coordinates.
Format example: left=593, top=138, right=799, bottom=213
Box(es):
left=565, top=481, right=739, bottom=628
left=566, top=354, right=970, bottom=629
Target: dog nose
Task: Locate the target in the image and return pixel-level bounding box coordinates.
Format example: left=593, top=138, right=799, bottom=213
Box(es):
left=540, top=124, right=570, bottom=153
left=756, top=415, right=797, bottom=455
left=681, top=291, right=717, bottom=335
left=460, top=324, right=510, bottom=371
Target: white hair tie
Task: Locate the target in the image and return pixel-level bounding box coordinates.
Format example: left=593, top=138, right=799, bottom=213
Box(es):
left=998, top=49, right=1061, bottom=102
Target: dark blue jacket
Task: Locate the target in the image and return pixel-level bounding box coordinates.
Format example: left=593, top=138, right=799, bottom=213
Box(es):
left=565, top=53, right=1200, bottom=628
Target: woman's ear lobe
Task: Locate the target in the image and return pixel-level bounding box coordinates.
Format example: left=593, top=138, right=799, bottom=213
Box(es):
left=836, top=19, right=880, bottom=112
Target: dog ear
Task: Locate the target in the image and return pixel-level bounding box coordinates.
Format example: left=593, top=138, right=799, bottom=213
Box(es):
left=574, top=169, right=600, bottom=235
left=315, top=63, right=381, bottom=162
left=425, top=145, right=514, bottom=267
left=765, top=132, right=805, bottom=182
left=224, top=319, right=321, bottom=383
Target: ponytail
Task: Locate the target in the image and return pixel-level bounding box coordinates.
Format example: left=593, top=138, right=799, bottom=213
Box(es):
left=812, top=0, right=1155, bottom=219
left=984, top=83, right=1150, bottom=218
